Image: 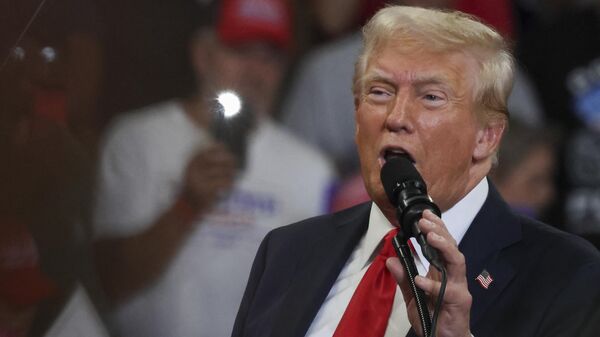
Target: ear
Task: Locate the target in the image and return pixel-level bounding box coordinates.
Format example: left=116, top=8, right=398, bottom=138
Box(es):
left=354, top=95, right=362, bottom=143
left=473, top=120, right=505, bottom=162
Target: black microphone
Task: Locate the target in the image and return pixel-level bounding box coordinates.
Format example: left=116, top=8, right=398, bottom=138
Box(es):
left=380, top=155, right=443, bottom=270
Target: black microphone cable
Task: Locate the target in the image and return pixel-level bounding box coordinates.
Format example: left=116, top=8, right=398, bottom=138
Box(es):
left=392, top=232, right=447, bottom=337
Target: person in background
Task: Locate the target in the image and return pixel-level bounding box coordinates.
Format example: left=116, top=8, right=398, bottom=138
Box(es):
left=0, top=39, right=106, bottom=337
left=518, top=0, right=600, bottom=246
left=92, top=1, right=335, bottom=337
left=1, top=0, right=103, bottom=152
left=490, top=122, right=558, bottom=220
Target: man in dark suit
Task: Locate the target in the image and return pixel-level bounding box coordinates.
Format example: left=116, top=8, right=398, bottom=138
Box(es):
left=232, top=6, right=600, bottom=337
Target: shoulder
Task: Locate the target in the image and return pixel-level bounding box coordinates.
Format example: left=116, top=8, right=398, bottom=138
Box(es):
left=103, top=101, right=182, bottom=145
left=99, top=101, right=192, bottom=164
left=516, top=218, right=600, bottom=334
left=520, top=216, right=600, bottom=264
left=263, top=202, right=371, bottom=252
left=515, top=216, right=600, bottom=290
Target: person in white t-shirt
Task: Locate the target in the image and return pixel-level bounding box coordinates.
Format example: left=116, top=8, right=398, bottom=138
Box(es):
left=92, top=1, right=335, bottom=337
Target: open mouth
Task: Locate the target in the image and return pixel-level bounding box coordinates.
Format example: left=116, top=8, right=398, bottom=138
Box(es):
left=383, top=148, right=415, bottom=164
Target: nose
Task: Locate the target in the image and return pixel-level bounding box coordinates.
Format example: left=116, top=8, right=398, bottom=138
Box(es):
left=385, top=92, right=415, bottom=133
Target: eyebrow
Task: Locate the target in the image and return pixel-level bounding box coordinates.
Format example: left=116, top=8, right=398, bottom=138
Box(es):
left=362, top=71, right=454, bottom=92
left=412, top=75, right=451, bottom=87
left=362, top=73, right=396, bottom=88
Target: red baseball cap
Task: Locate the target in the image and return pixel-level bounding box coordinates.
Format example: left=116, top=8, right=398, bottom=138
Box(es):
left=216, top=0, right=292, bottom=51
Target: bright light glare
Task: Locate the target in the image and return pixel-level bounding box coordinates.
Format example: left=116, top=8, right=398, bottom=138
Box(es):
left=41, top=46, right=57, bottom=63
left=217, top=91, right=242, bottom=118
left=12, top=46, right=25, bottom=60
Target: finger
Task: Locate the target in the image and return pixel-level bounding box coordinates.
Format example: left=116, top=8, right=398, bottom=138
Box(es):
left=417, top=212, right=461, bottom=267
left=426, top=265, right=441, bottom=283
left=386, top=257, right=416, bottom=303
left=201, top=142, right=229, bottom=153
left=426, top=232, right=464, bottom=267
left=414, top=275, right=441, bottom=298
left=426, top=232, right=467, bottom=282
left=189, top=154, right=237, bottom=177
left=419, top=210, right=454, bottom=245
left=415, top=274, right=473, bottom=312
left=188, top=169, right=235, bottom=188
left=195, top=152, right=237, bottom=168
left=190, top=173, right=236, bottom=194
left=192, top=143, right=236, bottom=163
left=191, top=180, right=233, bottom=207
left=417, top=214, right=465, bottom=279
left=193, top=162, right=237, bottom=180
left=187, top=164, right=236, bottom=192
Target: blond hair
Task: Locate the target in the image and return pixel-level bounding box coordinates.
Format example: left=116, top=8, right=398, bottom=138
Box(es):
left=353, top=6, right=514, bottom=125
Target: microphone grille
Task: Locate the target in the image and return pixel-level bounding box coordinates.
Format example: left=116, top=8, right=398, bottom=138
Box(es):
left=380, top=156, right=424, bottom=204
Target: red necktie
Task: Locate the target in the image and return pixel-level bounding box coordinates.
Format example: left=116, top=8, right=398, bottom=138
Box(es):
left=333, top=228, right=400, bottom=337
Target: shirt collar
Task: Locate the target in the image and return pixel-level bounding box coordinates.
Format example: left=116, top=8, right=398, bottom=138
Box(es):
left=365, top=177, right=489, bottom=270
left=441, top=177, right=489, bottom=244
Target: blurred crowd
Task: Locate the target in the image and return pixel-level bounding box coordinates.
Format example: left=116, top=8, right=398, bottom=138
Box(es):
left=1, top=0, right=600, bottom=336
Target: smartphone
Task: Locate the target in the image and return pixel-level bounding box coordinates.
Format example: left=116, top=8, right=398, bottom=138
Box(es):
left=210, top=91, right=256, bottom=170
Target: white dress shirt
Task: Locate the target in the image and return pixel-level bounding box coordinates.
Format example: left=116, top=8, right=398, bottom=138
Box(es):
left=305, top=178, right=489, bottom=337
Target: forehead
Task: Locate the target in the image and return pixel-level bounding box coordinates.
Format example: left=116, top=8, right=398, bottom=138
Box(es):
left=365, top=40, right=480, bottom=91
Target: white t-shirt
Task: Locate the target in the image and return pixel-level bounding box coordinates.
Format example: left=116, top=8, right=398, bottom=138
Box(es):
left=93, top=101, right=335, bottom=337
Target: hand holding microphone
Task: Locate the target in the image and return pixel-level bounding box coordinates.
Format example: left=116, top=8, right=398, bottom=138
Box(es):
left=381, top=155, right=472, bottom=337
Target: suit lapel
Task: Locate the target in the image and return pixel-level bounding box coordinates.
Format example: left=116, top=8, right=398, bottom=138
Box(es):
left=403, top=182, right=522, bottom=337
left=459, top=182, right=522, bottom=327
left=270, top=203, right=372, bottom=337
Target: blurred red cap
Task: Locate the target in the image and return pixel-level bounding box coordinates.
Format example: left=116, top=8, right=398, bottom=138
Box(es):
left=216, top=0, right=292, bottom=51
left=0, top=218, right=56, bottom=308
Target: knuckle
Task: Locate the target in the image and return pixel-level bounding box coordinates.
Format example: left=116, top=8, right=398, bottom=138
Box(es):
left=455, top=252, right=466, bottom=265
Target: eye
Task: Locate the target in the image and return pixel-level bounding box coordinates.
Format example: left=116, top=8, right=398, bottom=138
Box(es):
left=424, top=94, right=441, bottom=101
left=369, top=87, right=390, bottom=96
left=366, top=86, right=393, bottom=103
left=421, top=91, right=447, bottom=108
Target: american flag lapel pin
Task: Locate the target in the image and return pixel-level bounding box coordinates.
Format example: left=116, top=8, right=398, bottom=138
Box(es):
left=476, top=269, right=494, bottom=289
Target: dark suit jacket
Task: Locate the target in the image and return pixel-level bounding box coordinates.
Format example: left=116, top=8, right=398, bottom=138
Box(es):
left=232, top=183, right=600, bottom=337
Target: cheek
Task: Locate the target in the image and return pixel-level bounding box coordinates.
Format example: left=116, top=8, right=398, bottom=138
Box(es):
left=423, top=123, right=475, bottom=165
left=355, top=115, right=380, bottom=162
left=355, top=106, right=383, bottom=174
left=356, top=104, right=386, bottom=137
left=355, top=108, right=368, bottom=142
left=214, top=59, right=243, bottom=88
left=249, top=63, right=280, bottom=87
left=419, top=129, right=475, bottom=198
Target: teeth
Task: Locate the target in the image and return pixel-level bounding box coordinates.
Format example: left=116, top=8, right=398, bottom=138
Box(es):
left=384, top=150, right=413, bottom=163
left=384, top=150, right=404, bottom=160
